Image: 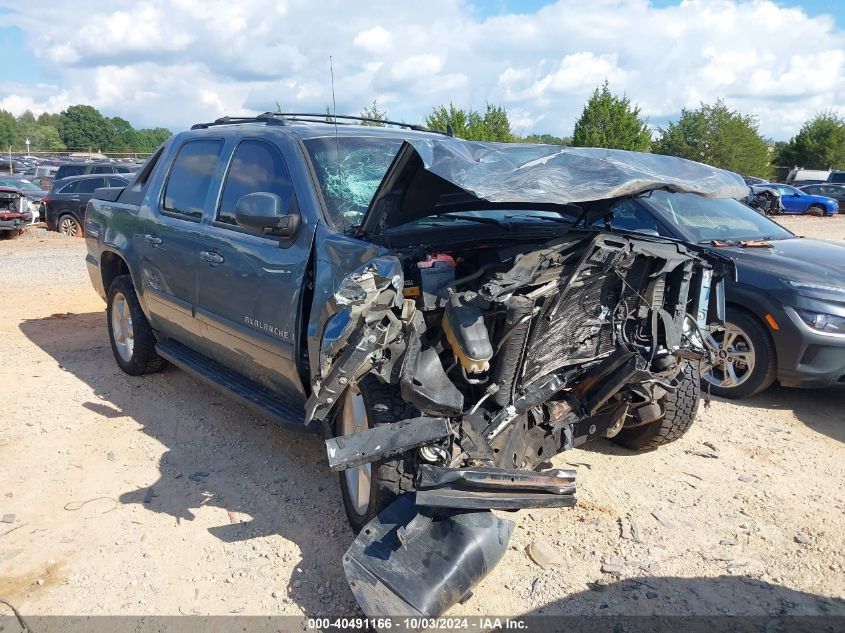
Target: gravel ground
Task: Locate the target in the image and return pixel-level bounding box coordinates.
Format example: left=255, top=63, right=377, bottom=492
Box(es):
left=0, top=221, right=844, bottom=620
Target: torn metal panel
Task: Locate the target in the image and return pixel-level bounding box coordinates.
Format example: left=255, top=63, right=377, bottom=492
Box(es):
left=344, top=494, right=513, bottom=619
left=325, top=416, right=451, bottom=471
left=304, top=323, right=386, bottom=424
left=360, top=139, right=749, bottom=233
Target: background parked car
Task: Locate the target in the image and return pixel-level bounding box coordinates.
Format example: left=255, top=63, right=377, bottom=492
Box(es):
left=754, top=183, right=838, bottom=216
left=827, top=171, right=845, bottom=184
left=592, top=191, right=845, bottom=398
left=0, top=186, right=32, bottom=237
left=0, top=176, right=47, bottom=222
left=53, top=162, right=134, bottom=181
left=44, top=174, right=129, bottom=237
left=799, top=183, right=845, bottom=209
left=785, top=168, right=831, bottom=186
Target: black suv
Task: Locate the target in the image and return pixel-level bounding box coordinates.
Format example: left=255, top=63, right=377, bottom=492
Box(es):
left=45, top=174, right=130, bottom=236
left=54, top=162, right=134, bottom=182
left=85, top=113, right=742, bottom=618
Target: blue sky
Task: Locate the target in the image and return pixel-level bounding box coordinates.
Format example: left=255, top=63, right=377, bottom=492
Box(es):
left=1, top=0, right=844, bottom=139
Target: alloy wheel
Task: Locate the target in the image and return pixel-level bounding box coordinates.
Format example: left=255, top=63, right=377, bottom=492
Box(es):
left=59, top=216, right=79, bottom=236
left=110, top=292, right=135, bottom=363
left=339, top=386, right=372, bottom=517
left=702, top=322, right=756, bottom=390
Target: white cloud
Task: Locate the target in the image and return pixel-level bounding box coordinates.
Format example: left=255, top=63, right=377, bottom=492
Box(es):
left=354, top=25, right=393, bottom=53
left=0, top=0, right=843, bottom=139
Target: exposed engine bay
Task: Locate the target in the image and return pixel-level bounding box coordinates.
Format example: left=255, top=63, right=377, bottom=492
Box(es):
left=311, top=227, right=725, bottom=475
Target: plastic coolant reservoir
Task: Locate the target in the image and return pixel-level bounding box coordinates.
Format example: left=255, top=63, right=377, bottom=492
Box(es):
left=442, top=292, right=493, bottom=373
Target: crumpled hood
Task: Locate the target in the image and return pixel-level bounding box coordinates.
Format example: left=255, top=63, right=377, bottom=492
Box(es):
left=726, top=237, right=845, bottom=284
left=361, top=138, right=748, bottom=233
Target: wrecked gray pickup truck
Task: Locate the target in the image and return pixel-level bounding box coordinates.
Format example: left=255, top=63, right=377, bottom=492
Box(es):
left=85, top=115, right=742, bottom=619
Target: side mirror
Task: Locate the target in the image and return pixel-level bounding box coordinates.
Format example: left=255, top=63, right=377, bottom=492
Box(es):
left=235, top=192, right=301, bottom=239
left=793, top=192, right=801, bottom=197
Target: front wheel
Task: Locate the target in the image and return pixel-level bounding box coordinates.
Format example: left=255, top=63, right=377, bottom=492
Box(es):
left=612, top=360, right=700, bottom=450
left=336, top=377, right=417, bottom=533
left=701, top=310, right=776, bottom=399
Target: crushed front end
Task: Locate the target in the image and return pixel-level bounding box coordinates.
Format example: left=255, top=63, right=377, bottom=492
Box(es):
left=306, top=229, right=729, bottom=618
left=302, top=138, right=743, bottom=619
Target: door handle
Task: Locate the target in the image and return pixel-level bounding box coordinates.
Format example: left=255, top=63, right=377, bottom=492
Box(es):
left=199, top=250, right=225, bottom=265
left=144, top=234, right=162, bottom=246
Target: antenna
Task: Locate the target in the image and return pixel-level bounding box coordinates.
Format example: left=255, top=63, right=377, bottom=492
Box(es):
left=329, top=55, right=340, bottom=174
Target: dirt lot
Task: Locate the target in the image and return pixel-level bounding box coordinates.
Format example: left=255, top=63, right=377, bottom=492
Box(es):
left=1, top=217, right=844, bottom=620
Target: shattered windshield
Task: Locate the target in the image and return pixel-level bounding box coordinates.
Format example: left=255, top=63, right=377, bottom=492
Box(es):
left=643, top=190, right=793, bottom=243
left=304, top=136, right=402, bottom=231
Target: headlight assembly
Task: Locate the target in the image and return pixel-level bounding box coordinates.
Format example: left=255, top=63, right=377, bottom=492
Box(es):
left=797, top=309, right=845, bottom=334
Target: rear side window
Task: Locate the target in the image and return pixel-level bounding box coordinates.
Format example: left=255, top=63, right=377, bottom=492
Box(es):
left=119, top=147, right=164, bottom=206
left=58, top=180, right=79, bottom=194
left=216, top=140, right=295, bottom=230
left=162, top=140, right=223, bottom=220
left=92, top=166, right=112, bottom=174
left=77, top=178, right=106, bottom=194
left=107, top=177, right=128, bottom=187
left=114, top=166, right=132, bottom=173
left=56, top=165, right=85, bottom=179
left=829, top=172, right=845, bottom=184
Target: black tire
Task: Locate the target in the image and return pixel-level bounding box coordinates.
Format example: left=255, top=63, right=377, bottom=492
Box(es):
left=106, top=275, right=167, bottom=376
left=612, top=360, right=700, bottom=451
left=336, top=376, right=417, bottom=533
left=808, top=205, right=826, bottom=217
left=701, top=309, right=776, bottom=399
left=58, top=214, right=83, bottom=237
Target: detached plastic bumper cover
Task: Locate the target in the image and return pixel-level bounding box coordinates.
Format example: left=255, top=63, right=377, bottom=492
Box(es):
left=343, top=494, right=513, bottom=619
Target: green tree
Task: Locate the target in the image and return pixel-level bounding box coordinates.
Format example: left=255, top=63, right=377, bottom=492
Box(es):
left=519, top=133, right=569, bottom=145
left=654, top=100, right=771, bottom=178
left=37, top=112, right=61, bottom=129
left=15, top=110, right=37, bottom=148
left=425, top=102, right=512, bottom=141
left=33, top=125, right=66, bottom=151
left=360, top=99, right=387, bottom=126
left=773, top=112, right=845, bottom=170
left=109, top=116, right=139, bottom=152
left=572, top=81, right=651, bottom=151
left=58, top=104, right=114, bottom=151
left=0, top=110, right=17, bottom=149
left=134, top=127, right=172, bottom=152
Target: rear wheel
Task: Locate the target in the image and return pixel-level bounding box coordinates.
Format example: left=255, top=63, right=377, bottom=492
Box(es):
left=612, top=360, right=700, bottom=450
left=336, top=377, right=417, bottom=533
left=106, top=275, right=167, bottom=376
left=701, top=310, right=776, bottom=399
left=58, top=214, right=82, bottom=237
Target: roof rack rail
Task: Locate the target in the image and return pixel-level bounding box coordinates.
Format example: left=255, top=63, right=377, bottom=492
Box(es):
left=191, top=111, right=452, bottom=135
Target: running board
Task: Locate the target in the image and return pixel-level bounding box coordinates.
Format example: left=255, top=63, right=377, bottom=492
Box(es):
left=156, top=339, right=310, bottom=432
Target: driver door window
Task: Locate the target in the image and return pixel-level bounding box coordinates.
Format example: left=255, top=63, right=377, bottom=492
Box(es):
left=216, top=139, right=295, bottom=234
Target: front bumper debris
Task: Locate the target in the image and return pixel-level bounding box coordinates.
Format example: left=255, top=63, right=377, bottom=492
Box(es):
left=415, top=464, right=576, bottom=509
left=344, top=494, right=513, bottom=619
left=324, top=416, right=451, bottom=471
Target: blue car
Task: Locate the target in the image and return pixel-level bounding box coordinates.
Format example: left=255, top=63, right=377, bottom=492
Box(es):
left=754, top=183, right=838, bottom=216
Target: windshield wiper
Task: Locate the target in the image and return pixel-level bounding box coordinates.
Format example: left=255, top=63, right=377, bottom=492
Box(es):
left=433, top=214, right=511, bottom=229
left=504, top=214, right=573, bottom=224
